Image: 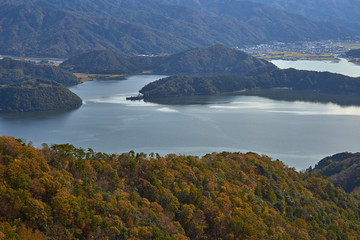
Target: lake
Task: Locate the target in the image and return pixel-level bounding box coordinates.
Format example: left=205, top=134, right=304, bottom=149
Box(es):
left=272, top=58, right=360, bottom=77
left=2, top=59, right=360, bottom=170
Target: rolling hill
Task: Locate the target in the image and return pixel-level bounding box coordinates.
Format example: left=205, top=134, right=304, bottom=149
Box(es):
left=0, top=58, right=79, bottom=86
left=0, top=79, right=82, bottom=112
left=139, top=68, right=360, bottom=98
left=60, top=45, right=277, bottom=75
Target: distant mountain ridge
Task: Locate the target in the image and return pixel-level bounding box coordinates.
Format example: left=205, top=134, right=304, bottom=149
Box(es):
left=243, top=0, right=360, bottom=30
left=157, top=0, right=360, bottom=28
left=0, top=0, right=357, bottom=57
left=156, top=0, right=357, bottom=41
left=0, top=3, right=194, bottom=57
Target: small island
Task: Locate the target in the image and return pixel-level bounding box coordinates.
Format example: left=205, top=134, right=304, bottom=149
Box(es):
left=0, top=58, right=83, bottom=112
left=0, top=79, right=82, bottom=112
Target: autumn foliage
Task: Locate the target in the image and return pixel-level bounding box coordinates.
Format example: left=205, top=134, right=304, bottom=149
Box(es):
left=0, top=136, right=360, bottom=239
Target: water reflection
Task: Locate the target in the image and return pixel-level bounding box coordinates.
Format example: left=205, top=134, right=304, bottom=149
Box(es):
left=0, top=108, right=79, bottom=121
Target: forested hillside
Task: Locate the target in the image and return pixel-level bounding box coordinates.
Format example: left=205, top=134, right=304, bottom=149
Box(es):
left=60, top=50, right=141, bottom=74
left=0, top=3, right=192, bottom=57
left=0, top=79, right=82, bottom=112
left=242, top=0, right=360, bottom=29
left=0, top=0, right=357, bottom=57
left=1, top=136, right=360, bottom=239
left=61, top=45, right=277, bottom=75
left=151, top=45, right=277, bottom=75
left=139, top=69, right=360, bottom=98
left=0, top=58, right=79, bottom=86
left=157, top=0, right=357, bottom=41
left=311, top=152, right=360, bottom=194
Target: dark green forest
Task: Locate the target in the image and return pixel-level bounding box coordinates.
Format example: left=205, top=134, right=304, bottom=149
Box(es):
left=0, top=58, right=82, bottom=112
left=0, top=58, right=79, bottom=86
left=139, top=69, right=360, bottom=98
left=311, top=152, right=360, bottom=194
left=1, top=136, right=360, bottom=239
left=0, top=79, right=82, bottom=112
left=60, top=45, right=276, bottom=76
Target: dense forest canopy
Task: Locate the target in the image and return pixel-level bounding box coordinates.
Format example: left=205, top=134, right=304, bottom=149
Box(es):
left=311, top=152, right=360, bottom=194
left=1, top=136, right=360, bottom=239
left=0, top=58, right=82, bottom=112
left=0, top=79, right=82, bottom=112
left=139, top=69, right=360, bottom=98
left=0, top=58, right=79, bottom=86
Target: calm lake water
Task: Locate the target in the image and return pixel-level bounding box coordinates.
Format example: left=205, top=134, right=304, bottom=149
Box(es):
left=2, top=59, right=360, bottom=170
left=272, top=58, right=360, bottom=77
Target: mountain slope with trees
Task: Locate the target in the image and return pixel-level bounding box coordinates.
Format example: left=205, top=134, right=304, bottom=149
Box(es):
left=151, top=44, right=277, bottom=75
left=0, top=3, right=193, bottom=57
left=60, top=50, right=140, bottom=74
left=0, top=58, right=82, bottom=112
left=0, top=0, right=357, bottom=57
left=0, top=58, right=79, bottom=86
left=1, top=135, right=360, bottom=239
left=242, top=0, right=360, bottom=29
left=157, top=0, right=357, bottom=41
left=311, top=152, right=360, bottom=194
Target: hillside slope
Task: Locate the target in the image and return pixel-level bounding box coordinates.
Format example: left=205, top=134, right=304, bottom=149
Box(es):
left=139, top=68, right=360, bottom=97
left=157, top=0, right=357, bottom=41
left=0, top=79, right=82, bottom=112
left=311, top=152, right=360, bottom=193
left=0, top=58, right=79, bottom=86
left=61, top=45, right=277, bottom=75
left=244, top=0, right=360, bottom=29
left=0, top=0, right=357, bottom=57
left=152, top=44, right=277, bottom=75
left=0, top=4, right=194, bottom=57
left=0, top=136, right=360, bottom=239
